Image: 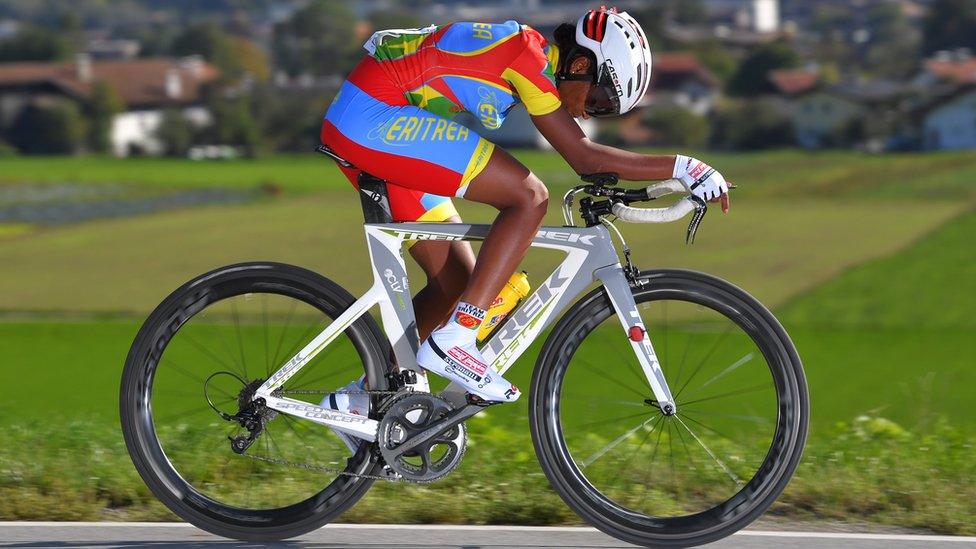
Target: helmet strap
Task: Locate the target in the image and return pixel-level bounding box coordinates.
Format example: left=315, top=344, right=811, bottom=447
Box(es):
left=555, top=73, right=595, bottom=82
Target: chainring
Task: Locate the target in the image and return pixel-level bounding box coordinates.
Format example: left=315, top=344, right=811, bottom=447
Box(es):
left=376, top=393, right=466, bottom=482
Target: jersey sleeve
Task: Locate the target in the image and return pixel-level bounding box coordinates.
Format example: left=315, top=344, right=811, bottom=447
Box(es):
left=503, top=26, right=562, bottom=116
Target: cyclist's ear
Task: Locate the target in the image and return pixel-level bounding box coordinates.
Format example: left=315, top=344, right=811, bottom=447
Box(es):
left=568, top=55, right=591, bottom=75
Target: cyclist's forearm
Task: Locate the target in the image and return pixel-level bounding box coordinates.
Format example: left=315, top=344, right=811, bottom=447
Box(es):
left=578, top=139, right=676, bottom=181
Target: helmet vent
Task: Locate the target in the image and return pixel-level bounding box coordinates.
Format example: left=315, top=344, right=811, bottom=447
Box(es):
left=627, top=78, right=633, bottom=97
left=614, top=21, right=624, bottom=28
left=636, top=63, right=643, bottom=88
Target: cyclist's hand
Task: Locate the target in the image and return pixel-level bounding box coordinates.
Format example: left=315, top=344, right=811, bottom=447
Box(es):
left=673, top=155, right=731, bottom=213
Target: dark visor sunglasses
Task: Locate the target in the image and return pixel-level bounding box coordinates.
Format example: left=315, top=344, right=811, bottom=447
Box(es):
left=557, top=65, right=621, bottom=117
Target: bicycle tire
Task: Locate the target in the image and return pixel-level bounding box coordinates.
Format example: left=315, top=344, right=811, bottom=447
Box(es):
left=120, top=262, right=391, bottom=541
left=530, top=269, right=808, bottom=547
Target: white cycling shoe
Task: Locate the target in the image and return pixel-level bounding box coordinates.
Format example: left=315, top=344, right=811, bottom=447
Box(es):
left=319, top=377, right=369, bottom=453
left=417, top=335, right=521, bottom=403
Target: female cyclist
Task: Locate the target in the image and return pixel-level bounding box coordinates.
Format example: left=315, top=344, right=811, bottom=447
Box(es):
left=320, top=7, right=730, bottom=413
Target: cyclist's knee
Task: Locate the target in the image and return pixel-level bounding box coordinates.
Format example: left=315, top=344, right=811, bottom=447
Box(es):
left=526, top=174, right=549, bottom=209
left=511, top=173, right=548, bottom=216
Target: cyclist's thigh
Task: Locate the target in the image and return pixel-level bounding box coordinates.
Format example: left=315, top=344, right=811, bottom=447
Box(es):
left=462, top=145, right=547, bottom=210
left=321, top=81, right=495, bottom=203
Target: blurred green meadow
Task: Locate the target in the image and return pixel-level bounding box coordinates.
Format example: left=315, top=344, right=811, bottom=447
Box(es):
left=0, top=150, right=974, bottom=532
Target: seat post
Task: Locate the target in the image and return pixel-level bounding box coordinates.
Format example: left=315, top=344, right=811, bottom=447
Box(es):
left=357, top=172, right=394, bottom=224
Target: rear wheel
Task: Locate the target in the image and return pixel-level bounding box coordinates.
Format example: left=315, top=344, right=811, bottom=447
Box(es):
left=120, top=262, right=390, bottom=541
left=530, top=269, right=808, bottom=547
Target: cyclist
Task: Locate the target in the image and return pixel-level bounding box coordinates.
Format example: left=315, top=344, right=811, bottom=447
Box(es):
left=320, top=7, right=730, bottom=416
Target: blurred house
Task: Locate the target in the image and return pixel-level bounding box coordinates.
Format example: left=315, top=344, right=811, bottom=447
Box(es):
left=646, top=53, right=720, bottom=115
left=0, top=55, right=217, bottom=156
left=767, top=68, right=819, bottom=97
left=790, top=88, right=865, bottom=148
left=920, top=85, right=976, bottom=150
left=914, top=50, right=976, bottom=88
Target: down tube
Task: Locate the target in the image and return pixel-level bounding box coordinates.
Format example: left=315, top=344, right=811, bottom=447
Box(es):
left=594, top=264, right=676, bottom=412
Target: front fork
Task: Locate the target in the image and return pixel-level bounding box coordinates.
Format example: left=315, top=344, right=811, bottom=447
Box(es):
left=594, top=265, right=677, bottom=415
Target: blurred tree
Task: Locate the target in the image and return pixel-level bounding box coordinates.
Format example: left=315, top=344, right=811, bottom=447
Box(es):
left=727, top=41, right=801, bottom=97
left=923, top=0, right=976, bottom=54
left=273, top=0, right=360, bottom=77
left=712, top=99, right=794, bottom=150
left=85, top=81, right=125, bottom=154
left=249, top=85, right=330, bottom=152
left=8, top=101, right=85, bottom=155
left=156, top=109, right=193, bottom=157
left=809, top=4, right=855, bottom=68
left=0, top=139, right=16, bottom=158
left=170, top=23, right=258, bottom=83
left=667, top=0, right=706, bottom=26
left=642, top=105, right=710, bottom=148
left=56, top=10, right=83, bottom=49
left=368, top=9, right=423, bottom=31
left=209, top=97, right=262, bottom=157
left=689, top=40, right=737, bottom=83
left=629, top=5, right=677, bottom=51
left=229, top=37, right=271, bottom=83
left=864, top=3, right=921, bottom=78
left=0, top=26, right=72, bottom=62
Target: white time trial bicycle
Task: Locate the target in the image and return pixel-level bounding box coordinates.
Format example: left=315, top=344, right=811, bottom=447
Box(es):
left=120, top=145, right=808, bottom=547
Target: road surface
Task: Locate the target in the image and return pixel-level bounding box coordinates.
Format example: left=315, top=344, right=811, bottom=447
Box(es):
left=1, top=523, right=975, bottom=548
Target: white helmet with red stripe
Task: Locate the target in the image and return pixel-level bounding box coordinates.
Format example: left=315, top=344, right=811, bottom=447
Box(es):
left=573, top=6, right=652, bottom=116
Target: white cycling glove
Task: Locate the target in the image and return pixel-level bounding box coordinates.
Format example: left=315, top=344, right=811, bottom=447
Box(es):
left=673, top=155, right=729, bottom=202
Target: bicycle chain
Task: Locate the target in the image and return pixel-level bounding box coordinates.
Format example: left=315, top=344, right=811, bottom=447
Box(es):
left=236, top=389, right=409, bottom=482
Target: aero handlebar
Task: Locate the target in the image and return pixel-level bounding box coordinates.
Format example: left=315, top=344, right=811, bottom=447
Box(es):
left=610, top=180, right=697, bottom=224
left=563, top=177, right=709, bottom=244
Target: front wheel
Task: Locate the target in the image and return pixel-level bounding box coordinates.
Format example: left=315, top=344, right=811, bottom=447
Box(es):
left=530, top=269, right=808, bottom=547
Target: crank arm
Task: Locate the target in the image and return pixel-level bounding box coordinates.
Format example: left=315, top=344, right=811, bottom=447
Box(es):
left=385, top=402, right=488, bottom=461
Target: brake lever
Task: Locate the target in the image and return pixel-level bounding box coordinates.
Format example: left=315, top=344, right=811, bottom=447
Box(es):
left=686, top=196, right=707, bottom=244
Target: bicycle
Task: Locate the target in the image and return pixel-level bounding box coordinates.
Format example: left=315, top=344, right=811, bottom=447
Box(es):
left=120, top=145, right=808, bottom=547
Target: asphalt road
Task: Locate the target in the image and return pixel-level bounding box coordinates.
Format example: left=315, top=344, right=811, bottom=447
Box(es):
left=2, top=523, right=976, bottom=549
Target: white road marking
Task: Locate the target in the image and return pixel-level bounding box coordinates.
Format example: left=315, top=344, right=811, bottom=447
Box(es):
left=0, top=522, right=974, bottom=543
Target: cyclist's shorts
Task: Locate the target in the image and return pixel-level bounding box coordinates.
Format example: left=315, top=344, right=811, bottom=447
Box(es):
left=320, top=57, right=495, bottom=223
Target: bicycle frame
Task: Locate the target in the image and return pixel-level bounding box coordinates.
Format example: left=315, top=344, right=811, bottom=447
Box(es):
left=254, top=222, right=676, bottom=441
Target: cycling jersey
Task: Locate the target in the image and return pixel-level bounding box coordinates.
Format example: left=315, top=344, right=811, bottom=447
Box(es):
left=321, top=21, right=561, bottom=223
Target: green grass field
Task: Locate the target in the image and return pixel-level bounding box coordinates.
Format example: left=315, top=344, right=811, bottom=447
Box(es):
left=0, top=151, right=974, bottom=532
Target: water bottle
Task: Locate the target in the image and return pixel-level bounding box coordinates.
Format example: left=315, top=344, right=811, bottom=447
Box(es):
left=477, top=271, right=530, bottom=343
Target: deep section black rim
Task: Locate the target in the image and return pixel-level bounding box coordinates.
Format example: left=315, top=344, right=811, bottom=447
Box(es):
left=539, top=277, right=804, bottom=540
left=124, top=269, right=379, bottom=528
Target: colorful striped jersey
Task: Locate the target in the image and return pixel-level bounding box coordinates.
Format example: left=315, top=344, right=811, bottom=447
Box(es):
left=364, top=20, right=562, bottom=129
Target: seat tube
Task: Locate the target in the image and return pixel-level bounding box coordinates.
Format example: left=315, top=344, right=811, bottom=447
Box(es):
left=594, top=265, right=677, bottom=414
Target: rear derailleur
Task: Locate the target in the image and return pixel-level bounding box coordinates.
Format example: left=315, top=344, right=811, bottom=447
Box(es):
left=204, top=373, right=277, bottom=454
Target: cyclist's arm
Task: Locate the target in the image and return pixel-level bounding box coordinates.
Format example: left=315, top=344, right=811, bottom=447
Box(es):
left=531, top=107, right=676, bottom=181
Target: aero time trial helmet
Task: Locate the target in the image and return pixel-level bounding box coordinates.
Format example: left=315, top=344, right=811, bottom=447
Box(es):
left=571, top=7, right=652, bottom=117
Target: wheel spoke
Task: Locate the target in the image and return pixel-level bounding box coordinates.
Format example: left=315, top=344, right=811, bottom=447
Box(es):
left=581, top=414, right=661, bottom=468
left=675, top=415, right=743, bottom=488
left=693, top=352, right=755, bottom=393
left=262, top=294, right=271, bottom=376
left=679, top=383, right=772, bottom=407
left=176, top=333, right=238, bottom=378
left=231, top=300, right=249, bottom=380
left=576, top=356, right=648, bottom=400
left=270, top=299, right=299, bottom=368
left=675, top=324, right=733, bottom=398
left=570, top=410, right=653, bottom=431
left=680, top=408, right=772, bottom=425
